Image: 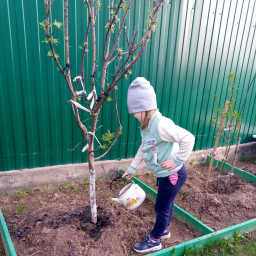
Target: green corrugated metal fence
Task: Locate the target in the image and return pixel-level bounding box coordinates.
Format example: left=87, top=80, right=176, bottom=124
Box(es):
left=0, top=0, right=256, bottom=171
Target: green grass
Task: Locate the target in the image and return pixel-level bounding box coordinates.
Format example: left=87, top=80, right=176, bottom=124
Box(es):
left=40, top=198, right=46, bottom=203
left=15, top=204, right=27, bottom=213
left=57, top=182, right=71, bottom=191
left=77, top=178, right=89, bottom=187
left=96, top=176, right=104, bottom=184
left=16, top=191, right=26, bottom=199
left=71, top=184, right=82, bottom=192
left=184, top=231, right=256, bottom=256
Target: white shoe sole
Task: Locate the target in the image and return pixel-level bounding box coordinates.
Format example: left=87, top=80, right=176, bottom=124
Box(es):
left=133, top=244, right=162, bottom=253
left=161, top=232, right=171, bottom=239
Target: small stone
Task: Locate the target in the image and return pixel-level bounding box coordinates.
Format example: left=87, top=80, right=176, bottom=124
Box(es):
left=42, top=227, right=51, bottom=234
left=48, top=220, right=54, bottom=226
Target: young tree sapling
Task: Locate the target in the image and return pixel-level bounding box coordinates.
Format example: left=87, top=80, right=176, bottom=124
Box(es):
left=41, top=0, right=169, bottom=224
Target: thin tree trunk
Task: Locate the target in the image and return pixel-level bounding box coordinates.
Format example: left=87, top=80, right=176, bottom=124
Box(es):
left=88, top=115, right=98, bottom=224
left=205, top=100, right=229, bottom=189
left=230, top=137, right=241, bottom=173
left=88, top=151, right=97, bottom=224
left=228, top=137, right=241, bottom=193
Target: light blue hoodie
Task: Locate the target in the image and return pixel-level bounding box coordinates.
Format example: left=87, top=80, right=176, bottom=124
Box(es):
left=140, top=111, right=182, bottom=177
left=139, top=111, right=182, bottom=177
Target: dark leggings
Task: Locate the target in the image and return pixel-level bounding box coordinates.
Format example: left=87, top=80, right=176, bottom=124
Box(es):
left=150, top=164, right=188, bottom=239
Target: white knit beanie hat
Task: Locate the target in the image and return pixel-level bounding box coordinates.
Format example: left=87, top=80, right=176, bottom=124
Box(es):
left=127, top=77, right=157, bottom=114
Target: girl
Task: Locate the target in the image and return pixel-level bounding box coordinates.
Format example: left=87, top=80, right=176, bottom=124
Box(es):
left=122, top=77, right=195, bottom=253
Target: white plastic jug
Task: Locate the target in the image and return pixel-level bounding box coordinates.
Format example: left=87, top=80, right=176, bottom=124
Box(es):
left=110, top=177, right=146, bottom=210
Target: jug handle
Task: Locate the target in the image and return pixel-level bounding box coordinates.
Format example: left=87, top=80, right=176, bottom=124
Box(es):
left=110, top=174, right=134, bottom=196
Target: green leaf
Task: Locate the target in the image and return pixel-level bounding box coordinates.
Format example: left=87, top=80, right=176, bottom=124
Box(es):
left=47, top=50, right=53, bottom=57
left=105, top=23, right=115, bottom=33
left=54, top=53, right=60, bottom=60
left=42, top=37, right=49, bottom=44
left=227, top=73, right=234, bottom=80
left=170, top=247, right=176, bottom=256
left=96, top=0, right=102, bottom=9
left=116, top=48, right=124, bottom=55
left=100, top=144, right=108, bottom=150
left=50, top=36, right=60, bottom=45
left=101, top=130, right=115, bottom=144
left=53, top=19, right=63, bottom=29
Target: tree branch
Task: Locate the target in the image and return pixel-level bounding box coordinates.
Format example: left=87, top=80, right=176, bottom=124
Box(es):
left=106, top=0, right=134, bottom=62
left=93, top=87, right=122, bottom=160
left=75, top=19, right=91, bottom=93
left=100, top=0, right=135, bottom=91
left=63, top=0, right=90, bottom=142
left=45, top=0, right=55, bottom=18
left=64, top=0, right=72, bottom=91
left=100, top=1, right=124, bottom=92
left=103, top=0, right=122, bottom=58
left=44, top=0, right=74, bottom=93
left=90, top=1, right=97, bottom=103
left=94, top=0, right=165, bottom=113
left=110, top=0, right=164, bottom=87
left=43, top=0, right=166, bottom=158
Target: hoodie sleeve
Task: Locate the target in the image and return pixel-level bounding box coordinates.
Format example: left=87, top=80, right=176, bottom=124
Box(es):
left=126, top=144, right=144, bottom=175
left=158, top=117, right=195, bottom=166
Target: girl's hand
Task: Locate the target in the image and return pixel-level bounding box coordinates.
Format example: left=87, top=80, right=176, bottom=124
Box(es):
left=161, top=159, right=178, bottom=172
left=122, top=171, right=133, bottom=180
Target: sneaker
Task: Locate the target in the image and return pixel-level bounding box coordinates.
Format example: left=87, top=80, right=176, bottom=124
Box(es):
left=161, top=229, right=171, bottom=239
left=133, top=233, right=162, bottom=253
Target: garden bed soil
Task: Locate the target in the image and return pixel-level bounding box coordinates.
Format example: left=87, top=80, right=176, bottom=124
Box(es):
left=0, top=179, right=199, bottom=256
left=0, top=239, right=4, bottom=256
left=235, top=159, right=256, bottom=176
left=0, top=161, right=255, bottom=256
left=140, top=161, right=256, bottom=231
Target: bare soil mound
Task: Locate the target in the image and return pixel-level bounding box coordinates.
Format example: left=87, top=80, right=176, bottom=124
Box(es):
left=0, top=179, right=198, bottom=256
left=1, top=161, right=255, bottom=255
left=140, top=162, right=256, bottom=231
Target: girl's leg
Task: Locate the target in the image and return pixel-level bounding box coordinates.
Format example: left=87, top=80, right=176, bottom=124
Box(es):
left=167, top=165, right=188, bottom=224
left=151, top=165, right=187, bottom=239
